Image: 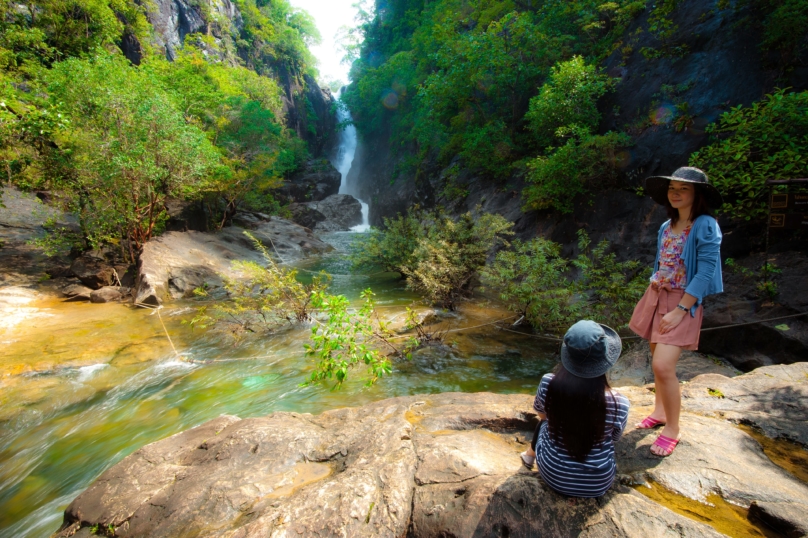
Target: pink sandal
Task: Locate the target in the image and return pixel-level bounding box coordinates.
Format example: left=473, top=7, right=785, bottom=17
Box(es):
left=636, top=416, right=665, bottom=429
left=651, top=434, right=680, bottom=457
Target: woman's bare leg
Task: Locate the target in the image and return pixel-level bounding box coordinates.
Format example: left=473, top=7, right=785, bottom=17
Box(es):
left=645, top=343, right=667, bottom=423
left=650, top=343, right=683, bottom=455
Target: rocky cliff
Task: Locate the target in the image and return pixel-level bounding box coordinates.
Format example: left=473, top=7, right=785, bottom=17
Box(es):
left=137, top=0, right=336, bottom=156
left=54, top=360, right=808, bottom=537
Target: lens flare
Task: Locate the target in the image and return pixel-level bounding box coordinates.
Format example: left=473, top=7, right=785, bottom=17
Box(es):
left=651, top=103, right=675, bottom=125
left=381, top=90, right=399, bottom=109
left=614, top=150, right=633, bottom=168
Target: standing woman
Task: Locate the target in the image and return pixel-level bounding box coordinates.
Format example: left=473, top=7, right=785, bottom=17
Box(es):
left=629, top=167, right=723, bottom=456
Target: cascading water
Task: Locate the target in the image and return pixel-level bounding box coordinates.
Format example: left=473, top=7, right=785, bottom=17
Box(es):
left=334, top=89, right=370, bottom=232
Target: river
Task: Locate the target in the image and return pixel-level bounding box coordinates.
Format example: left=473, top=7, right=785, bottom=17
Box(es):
left=0, top=231, right=557, bottom=537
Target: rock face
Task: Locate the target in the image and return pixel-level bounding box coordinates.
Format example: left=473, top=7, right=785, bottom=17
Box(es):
left=135, top=218, right=333, bottom=305
left=57, top=362, right=808, bottom=538
left=70, top=255, right=117, bottom=289
left=290, top=194, right=363, bottom=232
left=276, top=159, right=342, bottom=205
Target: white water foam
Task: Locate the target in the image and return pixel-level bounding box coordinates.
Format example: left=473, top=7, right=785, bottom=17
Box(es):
left=335, top=89, right=370, bottom=233
left=76, top=363, right=108, bottom=382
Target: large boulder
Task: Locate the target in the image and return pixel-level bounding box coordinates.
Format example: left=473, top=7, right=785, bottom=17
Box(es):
left=276, top=159, right=341, bottom=205
left=294, top=194, right=363, bottom=232
left=70, top=254, right=117, bottom=290
left=56, top=362, right=808, bottom=538
left=135, top=218, right=333, bottom=305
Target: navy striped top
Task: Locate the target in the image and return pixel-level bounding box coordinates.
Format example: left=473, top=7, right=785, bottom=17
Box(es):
left=532, top=373, right=630, bottom=498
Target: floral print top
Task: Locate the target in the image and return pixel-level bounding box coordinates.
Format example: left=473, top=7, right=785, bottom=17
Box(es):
left=650, top=224, right=692, bottom=289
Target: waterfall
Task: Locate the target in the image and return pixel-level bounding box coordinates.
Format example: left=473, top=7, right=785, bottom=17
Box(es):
left=334, top=89, right=370, bottom=232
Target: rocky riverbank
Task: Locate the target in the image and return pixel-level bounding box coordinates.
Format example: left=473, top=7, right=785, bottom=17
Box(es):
left=55, top=359, right=808, bottom=538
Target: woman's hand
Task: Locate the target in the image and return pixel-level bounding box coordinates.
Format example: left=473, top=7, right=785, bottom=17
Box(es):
left=659, top=308, right=687, bottom=334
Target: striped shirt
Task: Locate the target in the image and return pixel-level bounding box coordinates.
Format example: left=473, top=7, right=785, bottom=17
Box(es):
left=532, top=373, right=630, bottom=498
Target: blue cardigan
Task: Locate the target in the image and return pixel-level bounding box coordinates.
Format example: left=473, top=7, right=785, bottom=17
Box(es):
left=653, top=215, right=723, bottom=316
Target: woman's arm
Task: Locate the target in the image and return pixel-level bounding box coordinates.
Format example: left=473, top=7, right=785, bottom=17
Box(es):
left=683, top=217, right=722, bottom=301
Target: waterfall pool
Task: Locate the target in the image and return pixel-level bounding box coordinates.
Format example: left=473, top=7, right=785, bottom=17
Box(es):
left=0, top=232, right=557, bottom=537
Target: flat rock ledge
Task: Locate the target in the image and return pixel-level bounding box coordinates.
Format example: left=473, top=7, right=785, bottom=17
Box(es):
left=55, top=363, right=808, bottom=538
left=135, top=219, right=333, bottom=305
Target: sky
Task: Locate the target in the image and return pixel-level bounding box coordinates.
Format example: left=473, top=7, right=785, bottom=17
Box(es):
left=287, top=0, right=362, bottom=87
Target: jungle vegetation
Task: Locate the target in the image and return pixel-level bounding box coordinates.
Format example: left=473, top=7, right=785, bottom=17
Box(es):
left=0, top=0, right=320, bottom=259
left=343, top=0, right=808, bottom=217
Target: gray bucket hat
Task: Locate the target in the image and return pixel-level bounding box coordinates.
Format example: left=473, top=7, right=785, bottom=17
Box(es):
left=645, top=166, right=723, bottom=209
left=560, top=320, right=622, bottom=378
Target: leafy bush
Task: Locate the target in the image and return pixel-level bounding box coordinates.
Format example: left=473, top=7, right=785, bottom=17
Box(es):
left=689, top=89, right=808, bottom=221
left=523, top=129, right=631, bottom=213
left=480, top=237, right=578, bottom=334
left=352, top=207, right=513, bottom=309
left=481, top=230, right=648, bottom=334
left=303, top=289, right=394, bottom=389
left=525, top=57, right=616, bottom=149
left=572, top=230, right=648, bottom=329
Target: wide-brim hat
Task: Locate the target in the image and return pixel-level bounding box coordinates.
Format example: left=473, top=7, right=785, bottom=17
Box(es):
left=645, top=167, right=723, bottom=209
left=560, top=320, right=621, bottom=379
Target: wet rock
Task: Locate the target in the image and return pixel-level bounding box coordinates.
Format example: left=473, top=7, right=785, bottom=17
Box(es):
left=70, top=255, right=116, bottom=290
left=62, top=284, right=93, bottom=301
left=299, top=193, right=363, bottom=231
left=749, top=501, right=808, bottom=537
left=56, top=363, right=808, bottom=537
left=90, top=286, right=123, bottom=303
left=135, top=219, right=332, bottom=305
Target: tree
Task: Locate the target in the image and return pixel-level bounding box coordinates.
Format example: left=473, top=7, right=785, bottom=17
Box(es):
left=47, top=52, right=222, bottom=258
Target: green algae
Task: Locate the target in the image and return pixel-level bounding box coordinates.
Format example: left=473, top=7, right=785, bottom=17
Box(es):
left=738, top=424, right=808, bottom=484
left=634, top=480, right=780, bottom=537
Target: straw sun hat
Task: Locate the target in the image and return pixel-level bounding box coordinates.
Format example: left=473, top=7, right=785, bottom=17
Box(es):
left=645, top=166, right=723, bottom=208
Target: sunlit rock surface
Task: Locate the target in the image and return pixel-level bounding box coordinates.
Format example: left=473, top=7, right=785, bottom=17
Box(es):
left=135, top=219, right=333, bottom=305
left=56, top=363, right=808, bottom=537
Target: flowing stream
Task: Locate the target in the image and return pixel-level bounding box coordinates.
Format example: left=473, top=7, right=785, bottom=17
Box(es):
left=0, top=98, right=555, bottom=537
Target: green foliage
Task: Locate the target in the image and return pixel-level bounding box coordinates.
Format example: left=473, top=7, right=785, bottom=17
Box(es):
left=481, top=230, right=648, bottom=334
left=352, top=207, right=514, bottom=309
left=343, top=0, right=645, bottom=179
left=27, top=216, right=83, bottom=255
left=525, top=56, right=615, bottom=148
left=718, top=0, right=808, bottom=62
left=689, top=89, right=808, bottom=221
left=571, top=229, right=647, bottom=329
left=640, top=0, right=688, bottom=59
left=0, top=0, right=317, bottom=251
left=46, top=52, right=222, bottom=256
left=304, top=289, right=394, bottom=389
left=479, top=237, right=577, bottom=333
left=523, top=129, right=631, bottom=213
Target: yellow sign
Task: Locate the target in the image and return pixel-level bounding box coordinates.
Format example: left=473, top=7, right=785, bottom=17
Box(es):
left=769, top=214, right=785, bottom=228
left=770, top=193, right=789, bottom=209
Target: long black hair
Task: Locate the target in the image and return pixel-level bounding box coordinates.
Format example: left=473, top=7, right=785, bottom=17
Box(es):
left=665, top=182, right=712, bottom=225
left=545, top=366, right=613, bottom=462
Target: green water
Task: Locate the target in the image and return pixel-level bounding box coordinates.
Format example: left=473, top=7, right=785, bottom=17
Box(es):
left=0, top=232, right=557, bottom=537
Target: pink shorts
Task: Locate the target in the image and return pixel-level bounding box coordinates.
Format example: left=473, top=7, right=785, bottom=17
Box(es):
left=629, top=284, right=703, bottom=350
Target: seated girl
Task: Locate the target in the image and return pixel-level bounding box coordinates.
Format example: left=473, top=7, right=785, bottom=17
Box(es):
left=521, top=320, right=630, bottom=498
